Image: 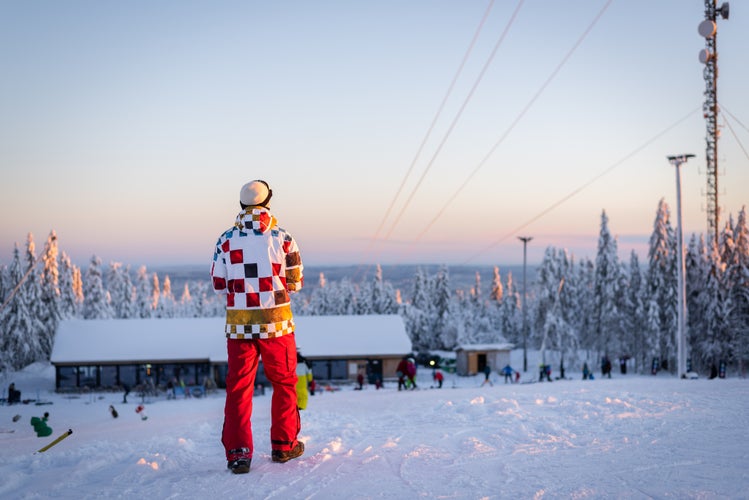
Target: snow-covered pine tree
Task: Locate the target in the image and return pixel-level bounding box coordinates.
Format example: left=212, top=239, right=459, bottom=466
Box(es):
left=724, top=207, right=749, bottom=374
left=404, top=267, right=433, bottom=351
left=82, top=255, right=114, bottom=319
left=155, top=275, right=176, bottom=318
left=135, top=266, right=152, bottom=318
left=1, top=244, right=46, bottom=370
left=303, top=272, right=329, bottom=316
left=594, top=210, right=622, bottom=359
left=370, top=264, right=398, bottom=314
left=646, top=199, right=677, bottom=371
left=575, top=257, right=596, bottom=356
left=627, top=251, right=648, bottom=373
left=107, top=262, right=135, bottom=319
left=57, top=252, right=80, bottom=318
left=697, top=239, right=732, bottom=372
left=499, top=271, right=521, bottom=347
left=685, top=234, right=709, bottom=371
left=151, top=273, right=161, bottom=313
left=38, top=231, right=62, bottom=357
left=179, top=282, right=192, bottom=317
left=432, top=265, right=452, bottom=349
left=490, top=266, right=504, bottom=304
left=534, top=247, right=560, bottom=359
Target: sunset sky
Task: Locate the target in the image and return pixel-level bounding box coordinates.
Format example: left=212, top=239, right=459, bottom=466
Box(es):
left=1, top=0, right=747, bottom=269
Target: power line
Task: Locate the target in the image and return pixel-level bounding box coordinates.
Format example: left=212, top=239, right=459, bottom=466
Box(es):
left=723, top=112, right=749, bottom=163
left=365, top=0, right=498, bottom=251
left=404, top=0, right=614, bottom=253
left=380, top=0, right=526, bottom=243
left=461, top=107, right=700, bottom=264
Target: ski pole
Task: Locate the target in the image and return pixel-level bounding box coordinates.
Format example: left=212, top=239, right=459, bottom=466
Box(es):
left=36, top=429, right=73, bottom=453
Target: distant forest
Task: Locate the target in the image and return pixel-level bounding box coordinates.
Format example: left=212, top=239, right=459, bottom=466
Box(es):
left=1, top=199, right=747, bottom=378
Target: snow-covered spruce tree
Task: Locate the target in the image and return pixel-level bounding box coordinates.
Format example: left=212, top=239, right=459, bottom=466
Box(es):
left=432, top=265, right=453, bottom=349
left=178, top=282, right=192, bottom=317
left=403, top=267, right=434, bottom=352
left=134, top=266, right=153, bottom=318
left=574, top=256, right=596, bottom=357
left=594, top=210, right=623, bottom=360
left=645, top=199, right=678, bottom=371
left=106, top=262, right=136, bottom=319
left=82, top=255, right=113, bottom=319
left=627, top=251, right=648, bottom=373
left=696, top=239, right=732, bottom=372
left=39, top=231, right=62, bottom=357
left=485, top=267, right=504, bottom=344
left=302, top=272, right=329, bottom=316
left=499, top=271, right=521, bottom=346
left=188, top=280, right=215, bottom=317
left=370, top=264, right=398, bottom=315
left=725, top=207, right=749, bottom=374
left=535, top=247, right=578, bottom=377
left=1, top=244, right=46, bottom=370
left=22, top=234, right=49, bottom=357
left=57, top=252, right=80, bottom=318
left=151, top=273, right=161, bottom=313
left=468, top=271, right=494, bottom=344
left=685, top=234, right=709, bottom=372
left=155, top=275, right=176, bottom=318
left=533, top=247, right=561, bottom=358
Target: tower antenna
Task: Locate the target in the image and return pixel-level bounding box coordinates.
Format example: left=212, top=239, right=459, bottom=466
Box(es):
left=698, top=1, right=729, bottom=246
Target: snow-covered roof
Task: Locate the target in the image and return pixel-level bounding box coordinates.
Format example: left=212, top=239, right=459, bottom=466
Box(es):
left=295, top=314, right=411, bottom=358
left=51, top=315, right=411, bottom=364
left=51, top=318, right=227, bottom=364
left=455, top=343, right=514, bottom=352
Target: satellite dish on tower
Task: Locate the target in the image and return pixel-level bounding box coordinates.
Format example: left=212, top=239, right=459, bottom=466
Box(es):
left=717, top=2, right=730, bottom=20
left=698, top=19, right=717, bottom=38
left=699, top=49, right=714, bottom=64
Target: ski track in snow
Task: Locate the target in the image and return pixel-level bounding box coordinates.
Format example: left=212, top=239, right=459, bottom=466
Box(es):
left=1, top=365, right=747, bottom=499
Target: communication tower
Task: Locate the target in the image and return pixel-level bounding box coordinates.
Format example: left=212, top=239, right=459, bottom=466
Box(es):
left=698, top=1, right=729, bottom=246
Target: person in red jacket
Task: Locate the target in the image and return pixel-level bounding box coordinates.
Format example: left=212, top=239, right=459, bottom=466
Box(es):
left=211, top=179, right=305, bottom=474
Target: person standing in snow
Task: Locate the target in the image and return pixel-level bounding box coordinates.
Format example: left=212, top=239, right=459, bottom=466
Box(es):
left=481, top=364, right=493, bottom=386
left=396, top=357, right=409, bottom=391
left=296, top=352, right=313, bottom=410
left=501, top=364, right=514, bottom=384
left=406, top=357, right=418, bottom=389
left=433, top=369, right=444, bottom=388
left=211, top=179, right=305, bottom=474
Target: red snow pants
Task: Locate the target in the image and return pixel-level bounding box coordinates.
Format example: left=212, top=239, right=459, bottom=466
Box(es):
left=222, top=333, right=300, bottom=460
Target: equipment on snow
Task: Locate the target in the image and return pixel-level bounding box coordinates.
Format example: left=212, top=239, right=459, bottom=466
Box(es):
left=30, top=412, right=52, bottom=437
left=109, top=405, right=119, bottom=418
left=36, top=429, right=72, bottom=453
left=135, top=404, right=148, bottom=420
left=12, top=414, right=21, bottom=422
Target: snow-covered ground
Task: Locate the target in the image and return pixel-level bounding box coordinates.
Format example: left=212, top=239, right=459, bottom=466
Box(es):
left=1, top=362, right=747, bottom=499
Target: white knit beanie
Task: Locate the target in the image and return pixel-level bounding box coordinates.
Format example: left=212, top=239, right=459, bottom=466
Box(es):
left=239, top=180, right=272, bottom=207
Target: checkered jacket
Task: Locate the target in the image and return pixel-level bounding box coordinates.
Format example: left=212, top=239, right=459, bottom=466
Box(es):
left=211, top=207, right=304, bottom=339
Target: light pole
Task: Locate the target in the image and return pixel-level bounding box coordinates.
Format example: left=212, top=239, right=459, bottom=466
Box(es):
left=667, top=154, right=694, bottom=378
left=518, top=236, right=532, bottom=372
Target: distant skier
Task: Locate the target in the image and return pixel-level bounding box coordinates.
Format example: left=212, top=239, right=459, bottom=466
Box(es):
left=481, top=365, right=493, bottom=386
left=433, top=369, right=444, bottom=389
left=406, top=357, right=418, bottom=389
left=397, top=357, right=409, bottom=391
left=501, top=364, right=514, bottom=384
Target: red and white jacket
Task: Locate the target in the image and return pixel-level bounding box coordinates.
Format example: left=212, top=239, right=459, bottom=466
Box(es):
left=211, top=207, right=304, bottom=339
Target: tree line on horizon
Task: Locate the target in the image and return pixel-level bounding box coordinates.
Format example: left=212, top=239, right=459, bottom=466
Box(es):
left=0, top=200, right=747, bottom=377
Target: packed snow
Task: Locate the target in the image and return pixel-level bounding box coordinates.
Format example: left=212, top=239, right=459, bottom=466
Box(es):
left=1, top=358, right=747, bottom=499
